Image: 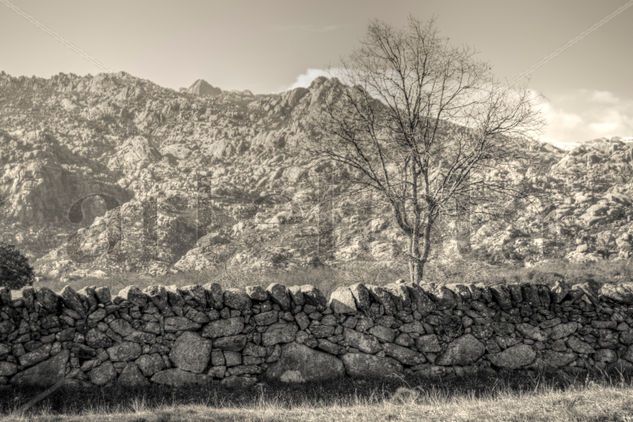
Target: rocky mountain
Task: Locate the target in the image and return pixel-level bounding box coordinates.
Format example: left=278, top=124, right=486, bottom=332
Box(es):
left=0, top=71, right=631, bottom=281
left=184, top=79, right=222, bottom=97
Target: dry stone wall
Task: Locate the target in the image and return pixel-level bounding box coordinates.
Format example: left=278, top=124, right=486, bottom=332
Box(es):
left=2, top=280, right=633, bottom=388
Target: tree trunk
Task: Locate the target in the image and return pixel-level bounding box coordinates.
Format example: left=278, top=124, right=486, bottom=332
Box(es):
left=409, top=217, right=433, bottom=285
left=408, top=232, right=423, bottom=285
left=408, top=161, right=424, bottom=285
left=419, top=218, right=433, bottom=283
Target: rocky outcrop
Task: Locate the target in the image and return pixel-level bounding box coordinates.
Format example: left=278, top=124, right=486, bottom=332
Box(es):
left=2, top=279, right=633, bottom=388
left=1, top=72, right=632, bottom=281
left=185, top=79, right=222, bottom=97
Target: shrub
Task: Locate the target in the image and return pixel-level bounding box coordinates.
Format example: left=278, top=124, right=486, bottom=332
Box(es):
left=0, top=243, right=34, bottom=289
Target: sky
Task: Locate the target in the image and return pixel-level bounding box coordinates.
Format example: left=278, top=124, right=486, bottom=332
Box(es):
left=1, top=0, right=632, bottom=148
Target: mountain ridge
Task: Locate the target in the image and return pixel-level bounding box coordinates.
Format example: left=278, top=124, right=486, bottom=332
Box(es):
left=0, top=71, right=631, bottom=281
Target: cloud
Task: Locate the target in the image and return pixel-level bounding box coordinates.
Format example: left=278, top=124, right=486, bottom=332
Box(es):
left=288, top=67, right=347, bottom=90
left=591, top=90, right=619, bottom=104
left=286, top=68, right=633, bottom=149
left=534, top=89, right=633, bottom=149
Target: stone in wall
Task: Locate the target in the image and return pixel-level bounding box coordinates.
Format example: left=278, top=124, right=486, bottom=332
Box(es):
left=266, top=343, right=344, bottom=382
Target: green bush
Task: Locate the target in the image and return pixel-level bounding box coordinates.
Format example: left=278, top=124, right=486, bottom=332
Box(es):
left=0, top=243, right=34, bottom=289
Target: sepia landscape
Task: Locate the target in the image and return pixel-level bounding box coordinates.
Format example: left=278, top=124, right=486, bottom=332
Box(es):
left=1, top=1, right=633, bottom=420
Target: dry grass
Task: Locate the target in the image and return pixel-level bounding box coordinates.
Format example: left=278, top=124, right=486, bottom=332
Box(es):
left=31, top=258, right=633, bottom=297
left=32, top=264, right=410, bottom=297
left=3, top=381, right=633, bottom=421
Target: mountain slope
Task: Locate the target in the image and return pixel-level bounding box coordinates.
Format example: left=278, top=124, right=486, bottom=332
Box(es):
left=0, top=71, right=631, bottom=281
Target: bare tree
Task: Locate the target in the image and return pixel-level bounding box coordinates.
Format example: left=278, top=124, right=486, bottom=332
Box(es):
left=315, top=18, right=540, bottom=284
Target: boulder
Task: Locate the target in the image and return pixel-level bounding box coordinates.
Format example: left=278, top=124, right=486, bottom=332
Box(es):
left=169, top=332, right=212, bottom=373
left=116, top=286, right=148, bottom=306
left=433, top=286, right=457, bottom=310
left=263, top=323, right=298, bottom=346
left=214, top=335, right=248, bottom=351
left=384, top=343, right=425, bottom=365
left=490, top=286, right=512, bottom=310
left=203, top=317, right=244, bottom=338
left=204, top=283, right=224, bottom=309
left=11, top=350, right=69, bottom=387
left=118, top=363, right=149, bottom=387
left=489, top=344, right=536, bottom=369
left=399, top=321, right=425, bottom=334
left=19, top=344, right=52, bottom=367
left=109, top=319, right=137, bottom=337
left=85, top=328, right=114, bottom=349
left=165, top=286, right=185, bottom=308
left=328, top=287, right=357, bottom=314
left=35, top=287, right=59, bottom=312
left=164, top=316, right=201, bottom=332
left=94, top=287, right=111, bottom=304
left=179, top=285, right=207, bottom=306
left=507, top=284, right=523, bottom=304
left=342, top=353, right=403, bottom=378
left=516, top=323, right=547, bottom=342
left=550, top=322, right=578, bottom=340
left=416, top=334, right=442, bottom=353
left=368, top=286, right=397, bottom=314
left=344, top=328, right=381, bottom=354
left=0, top=362, right=17, bottom=377
left=521, top=285, right=541, bottom=307
left=245, top=285, right=268, bottom=301
left=567, top=337, right=595, bottom=354
left=223, top=289, right=251, bottom=310
left=87, top=308, right=106, bottom=323
left=60, top=285, right=86, bottom=315
left=300, top=285, right=327, bottom=308
left=89, top=361, right=117, bottom=385
left=0, top=287, right=11, bottom=306
left=107, top=342, right=142, bottom=362
left=144, top=286, right=169, bottom=310
left=349, top=283, right=371, bottom=311
left=267, top=283, right=291, bottom=310
left=551, top=280, right=570, bottom=303
left=21, top=287, right=34, bottom=309
left=266, top=343, right=345, bottom=383
left=135, top=353, right=166, bottom=376
left=368, top=325, right=396, bottom=343
left=253, top=311, right=278, bottom=326
left=599, top=283, right=633, bottom=304
left=407, top=284, right=436, bottom=315
left=436, top=334, right=485, bottom=366
left=287, top=286, right=305, bottom=306
left=383, top=283, right=411, bottom=310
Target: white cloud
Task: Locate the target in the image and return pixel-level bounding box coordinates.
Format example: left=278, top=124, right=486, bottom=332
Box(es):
left=590, top=90, right=619, bottom=104
left=532, top=89, right=633, bottom=149
left=288, top=67, right=347, bottom=90
left=286, top=68, right=633, bottom=149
